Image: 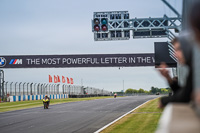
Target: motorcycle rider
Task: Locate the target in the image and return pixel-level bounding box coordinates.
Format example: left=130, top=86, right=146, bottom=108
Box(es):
left=43, top=95, right=50, bottom=108
left=114, top=93, right=117, bottom=98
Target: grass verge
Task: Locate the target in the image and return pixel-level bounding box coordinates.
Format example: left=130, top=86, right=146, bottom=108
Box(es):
left=101, top=98, right=163, bottom=133
left=0, top=96, right=113, bottom=112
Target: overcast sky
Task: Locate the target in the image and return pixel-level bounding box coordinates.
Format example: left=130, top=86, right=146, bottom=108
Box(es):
left=0, top=0, right=182, bottom=92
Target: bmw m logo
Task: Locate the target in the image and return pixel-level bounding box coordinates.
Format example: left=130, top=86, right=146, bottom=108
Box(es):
left=0, top=57, right=6, bottom=67
left=9, top=59, right=22, bottom=64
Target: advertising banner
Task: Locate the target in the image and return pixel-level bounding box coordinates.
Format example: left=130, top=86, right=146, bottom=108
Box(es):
left=0, top=54, right=155, bottom=68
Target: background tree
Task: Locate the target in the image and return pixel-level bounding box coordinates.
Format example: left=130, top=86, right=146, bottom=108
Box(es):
left=150, top=86, right=160, bottom=94
left=160, top=88, right=170, bottom=93
left=125, top=88, right=134, bottom=94
left=138, top=88, right=145, bottom=93
left=133, top=89, right=138, bottom=93
left=150, top=86, right=171, bottom=94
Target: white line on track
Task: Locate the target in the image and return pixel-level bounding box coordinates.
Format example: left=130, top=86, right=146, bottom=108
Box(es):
left=94, top=99, right=151, bottom=133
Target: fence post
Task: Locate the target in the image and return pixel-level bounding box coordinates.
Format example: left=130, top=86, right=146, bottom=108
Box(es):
left=23, top=82, right=26, bottom=95
left=19, top=82, right=22, bottom=95
left=50, top=84, right=52, bottom=94
left=53, top=84, right=55, bottom=94
left=10, top=82, right=13, bottom=96
left=72, top=85, right=74, bottom=95
left=62, top=85, right=64, bottom=94
left=65, top=85, right=67, bottom=94
left=26, top=83, right=29, bottom=95
left=15, top=82, right=18, bottom=96
left=37, top=83, right=40, bottom=95
left=57, top=84, right=60, bottom=94
left=5, top=81, right=8, bottom=96
left=48, top=84, right=50, bottom=94
left=71, top=85, right=73, bottom=95
left=0, top=70, right=4, bottom=102
left=68, top=85, right=70, bottom=95
left=41, top=84, right=44, bottom=94
left=42, top=84, right=45, bottom=95
left=34, top=83, right=37, bottom=95
left=30, top=83, right=33, bottom=95
left=40, top=84, right=43, bottom=95
left=73, top=85, right=75, bottom=95
left=45, top=84, right=48, bottom=94
left=2, top=80, right=5, bottom=101
left=45, top=84, right=47, bottom=94
left=52, top=84, right=54, bottom=94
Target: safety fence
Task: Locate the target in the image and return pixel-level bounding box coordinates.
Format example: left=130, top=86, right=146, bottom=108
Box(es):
left=9, top=94, right=68, bottom=102
left=0, top=81, right=111, bottom=102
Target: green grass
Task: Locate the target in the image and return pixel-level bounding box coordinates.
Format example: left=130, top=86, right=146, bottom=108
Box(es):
left=0, top=96, right=113, bottom=112
left=101, top=98, right=163, bottom=133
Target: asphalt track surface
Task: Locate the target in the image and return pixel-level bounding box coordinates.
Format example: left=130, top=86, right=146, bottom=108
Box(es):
left=0, top=95, right=159, bottom=133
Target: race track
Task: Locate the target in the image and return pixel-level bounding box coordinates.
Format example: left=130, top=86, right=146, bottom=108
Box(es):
left=0, top=95, right=159, bottom=133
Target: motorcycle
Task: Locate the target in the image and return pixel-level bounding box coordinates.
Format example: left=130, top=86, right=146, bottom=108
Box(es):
left=43, top=101, right=48, bottom=109
left=43, top=98, right=49, bottom=109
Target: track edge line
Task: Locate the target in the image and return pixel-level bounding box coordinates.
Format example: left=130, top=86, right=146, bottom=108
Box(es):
left=94, top=99, right=153, bottom=133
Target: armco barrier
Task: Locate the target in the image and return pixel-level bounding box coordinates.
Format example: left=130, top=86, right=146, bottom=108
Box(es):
left=9, top=94, right=68, bottom=102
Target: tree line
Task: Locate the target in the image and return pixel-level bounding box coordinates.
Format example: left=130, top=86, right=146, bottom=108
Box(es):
left=125, top=86, right=171, bottom=94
